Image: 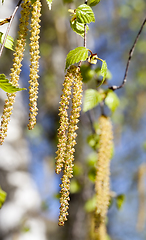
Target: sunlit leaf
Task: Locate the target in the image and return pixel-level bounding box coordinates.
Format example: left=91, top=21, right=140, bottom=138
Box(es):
left=0, top=74, right=26, bottom=93
left=76, top=4, right=95, bottom=24
left=65, top=47, right=88, bottom=69
left=88, top=0, right=100, bottom=7
left=116, top=194, right=125, bottom=210
left=0, top=32, right=14, bottom=51
left=0, top=188, right=7, bottom=208
left=105, top=90, right=120, bottom=112
left=83, top=89, right=103, bottom=112
left=70, top=19, right=89, bottom=38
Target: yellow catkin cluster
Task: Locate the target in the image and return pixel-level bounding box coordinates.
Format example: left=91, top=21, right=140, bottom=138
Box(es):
left=55, top=68, right=74, bottom=174
left=94, top=116, right=113, bottom=238
left=55, top=65, right=83, bottom=226
left=28, top=0, right=41, bottom=130
left=0, top=1, right=30, bottom=145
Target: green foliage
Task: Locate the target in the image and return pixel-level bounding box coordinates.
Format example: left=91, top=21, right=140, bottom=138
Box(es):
left=76, top=4, right=95, bottom=24
left=87, top=133, right=99, bottom=150
left=0, top=74, right=26, bottom=93
left=80, top=64, right=95, bottom=82
left=84, top=195, right=96, bottom=212
left=97, top=60, right=107, bottom=87
left=105, top=90, right=120, bottom=113
left=0, top=32, right=14, bottom=51
left=88, top=0, right=100, bottom=7
left=70, top=20, right=89, bottom=38
left=70, top=179, right=81, bottom=194
left=116, top=194, right=125, bottom=210
left=88, top=167, right=96, bottom=182
left=65, top=47, right=88, bottom=69
left=86, top=152, right=98, bottom=167
left=83, top=89, right=103, bottom=112
left=0, top=188, right=7, bottom=208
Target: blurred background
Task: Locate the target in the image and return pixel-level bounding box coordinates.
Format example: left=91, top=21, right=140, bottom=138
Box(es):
left=0, top=0, right=146, bottom=239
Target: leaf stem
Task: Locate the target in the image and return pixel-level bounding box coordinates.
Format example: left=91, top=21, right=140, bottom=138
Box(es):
left=0, top=0, right=23, bottom=58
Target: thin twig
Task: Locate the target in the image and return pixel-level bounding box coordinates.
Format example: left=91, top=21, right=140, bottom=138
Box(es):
left=87, top=111, right=96, bottom=134
left=109, top=17, right=146, bottom=91
left=0, top=0, right=23, bottom=58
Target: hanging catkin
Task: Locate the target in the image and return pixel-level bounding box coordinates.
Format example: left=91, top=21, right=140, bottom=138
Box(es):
left=56, top=65, right=83, bottom=226
left=28, top=0, right=41, bottom=130
left=0, top=0, right=30, bottom=145
left=94, top=115, right=113, bottom=238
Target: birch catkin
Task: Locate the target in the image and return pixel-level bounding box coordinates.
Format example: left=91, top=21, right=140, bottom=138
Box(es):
left=0, top=1, right=30, bottom=145
left=94, top=116, right=113, bottom=237
left=56, top=65, right=83, bottom=226
left=28, top=0, right=41, bottom=130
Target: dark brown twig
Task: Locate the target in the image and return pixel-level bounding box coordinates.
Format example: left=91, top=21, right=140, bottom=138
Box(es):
left=109, top=18, right=146, bottom=91
left=0, top=17, right=11, bottom=26
left=0, top=0, right=23, bottom=58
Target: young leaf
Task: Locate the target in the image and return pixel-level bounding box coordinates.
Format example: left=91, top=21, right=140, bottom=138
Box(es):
left=0, top=74, right=26, bottom=93
left=76, top=4, right=95, bottom=24
left=116, top=194, right=125, bottom=210
left=0, top=188, right=7, bottom=208
left=88, top=0, right=100, bottom=7
left=83, top=89, right=103, bottom=112
left=97, top=60, right=107, bottom=87
left=70, top=20, right=89, bottom=38
left=46, top=0, right=53, bottom=10
left=0, top=32, right=14, bottom=51
left=65, top=47, right=88, bottom=69
left=105, top=90, right=120, bottom=113
left=101, top=60, right=107, bottom=81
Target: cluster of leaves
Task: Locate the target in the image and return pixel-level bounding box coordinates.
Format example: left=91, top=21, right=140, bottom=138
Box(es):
left=0, top=187, right=6, bottom=208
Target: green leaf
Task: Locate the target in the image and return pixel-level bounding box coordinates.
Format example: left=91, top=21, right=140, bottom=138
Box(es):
left=0, top=74, right=26, bottom=93
left=46, top=0, right=53, bottom=10
left=86, top=152, right=98, bottom=167
left=84, top=195, right=96, bottom=212
left=97, top=60, right=107, bottom=87
left=80, top=64, right=95, bottom=82
left=76, top=4, right=95, bottom=24
left=88, top=167, right=96, bottom=182
left=116, top=194, right=125, bottom=210
left=88, top=0, right=100, bottom=7
left=65, top=47, right=88, bottom=69
left=83, top=89, right=103, bottom=112
left=0, top=32, right=14, bottom=51
left=70, top=179, right=81, bottom=194
left=0, top=188, right=7, bottom=208
left=105, top=90, right=120, bottom=112
left=87, top=134, right=99, bottom=149
left=70, top=19, right=89, bottom=38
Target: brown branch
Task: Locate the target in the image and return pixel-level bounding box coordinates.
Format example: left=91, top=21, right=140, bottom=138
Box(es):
left=0, top=17, right=11, bottom=26
left=109, top=17, right=146, bottom=91
left=0, top=0, right=23, bottom=58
